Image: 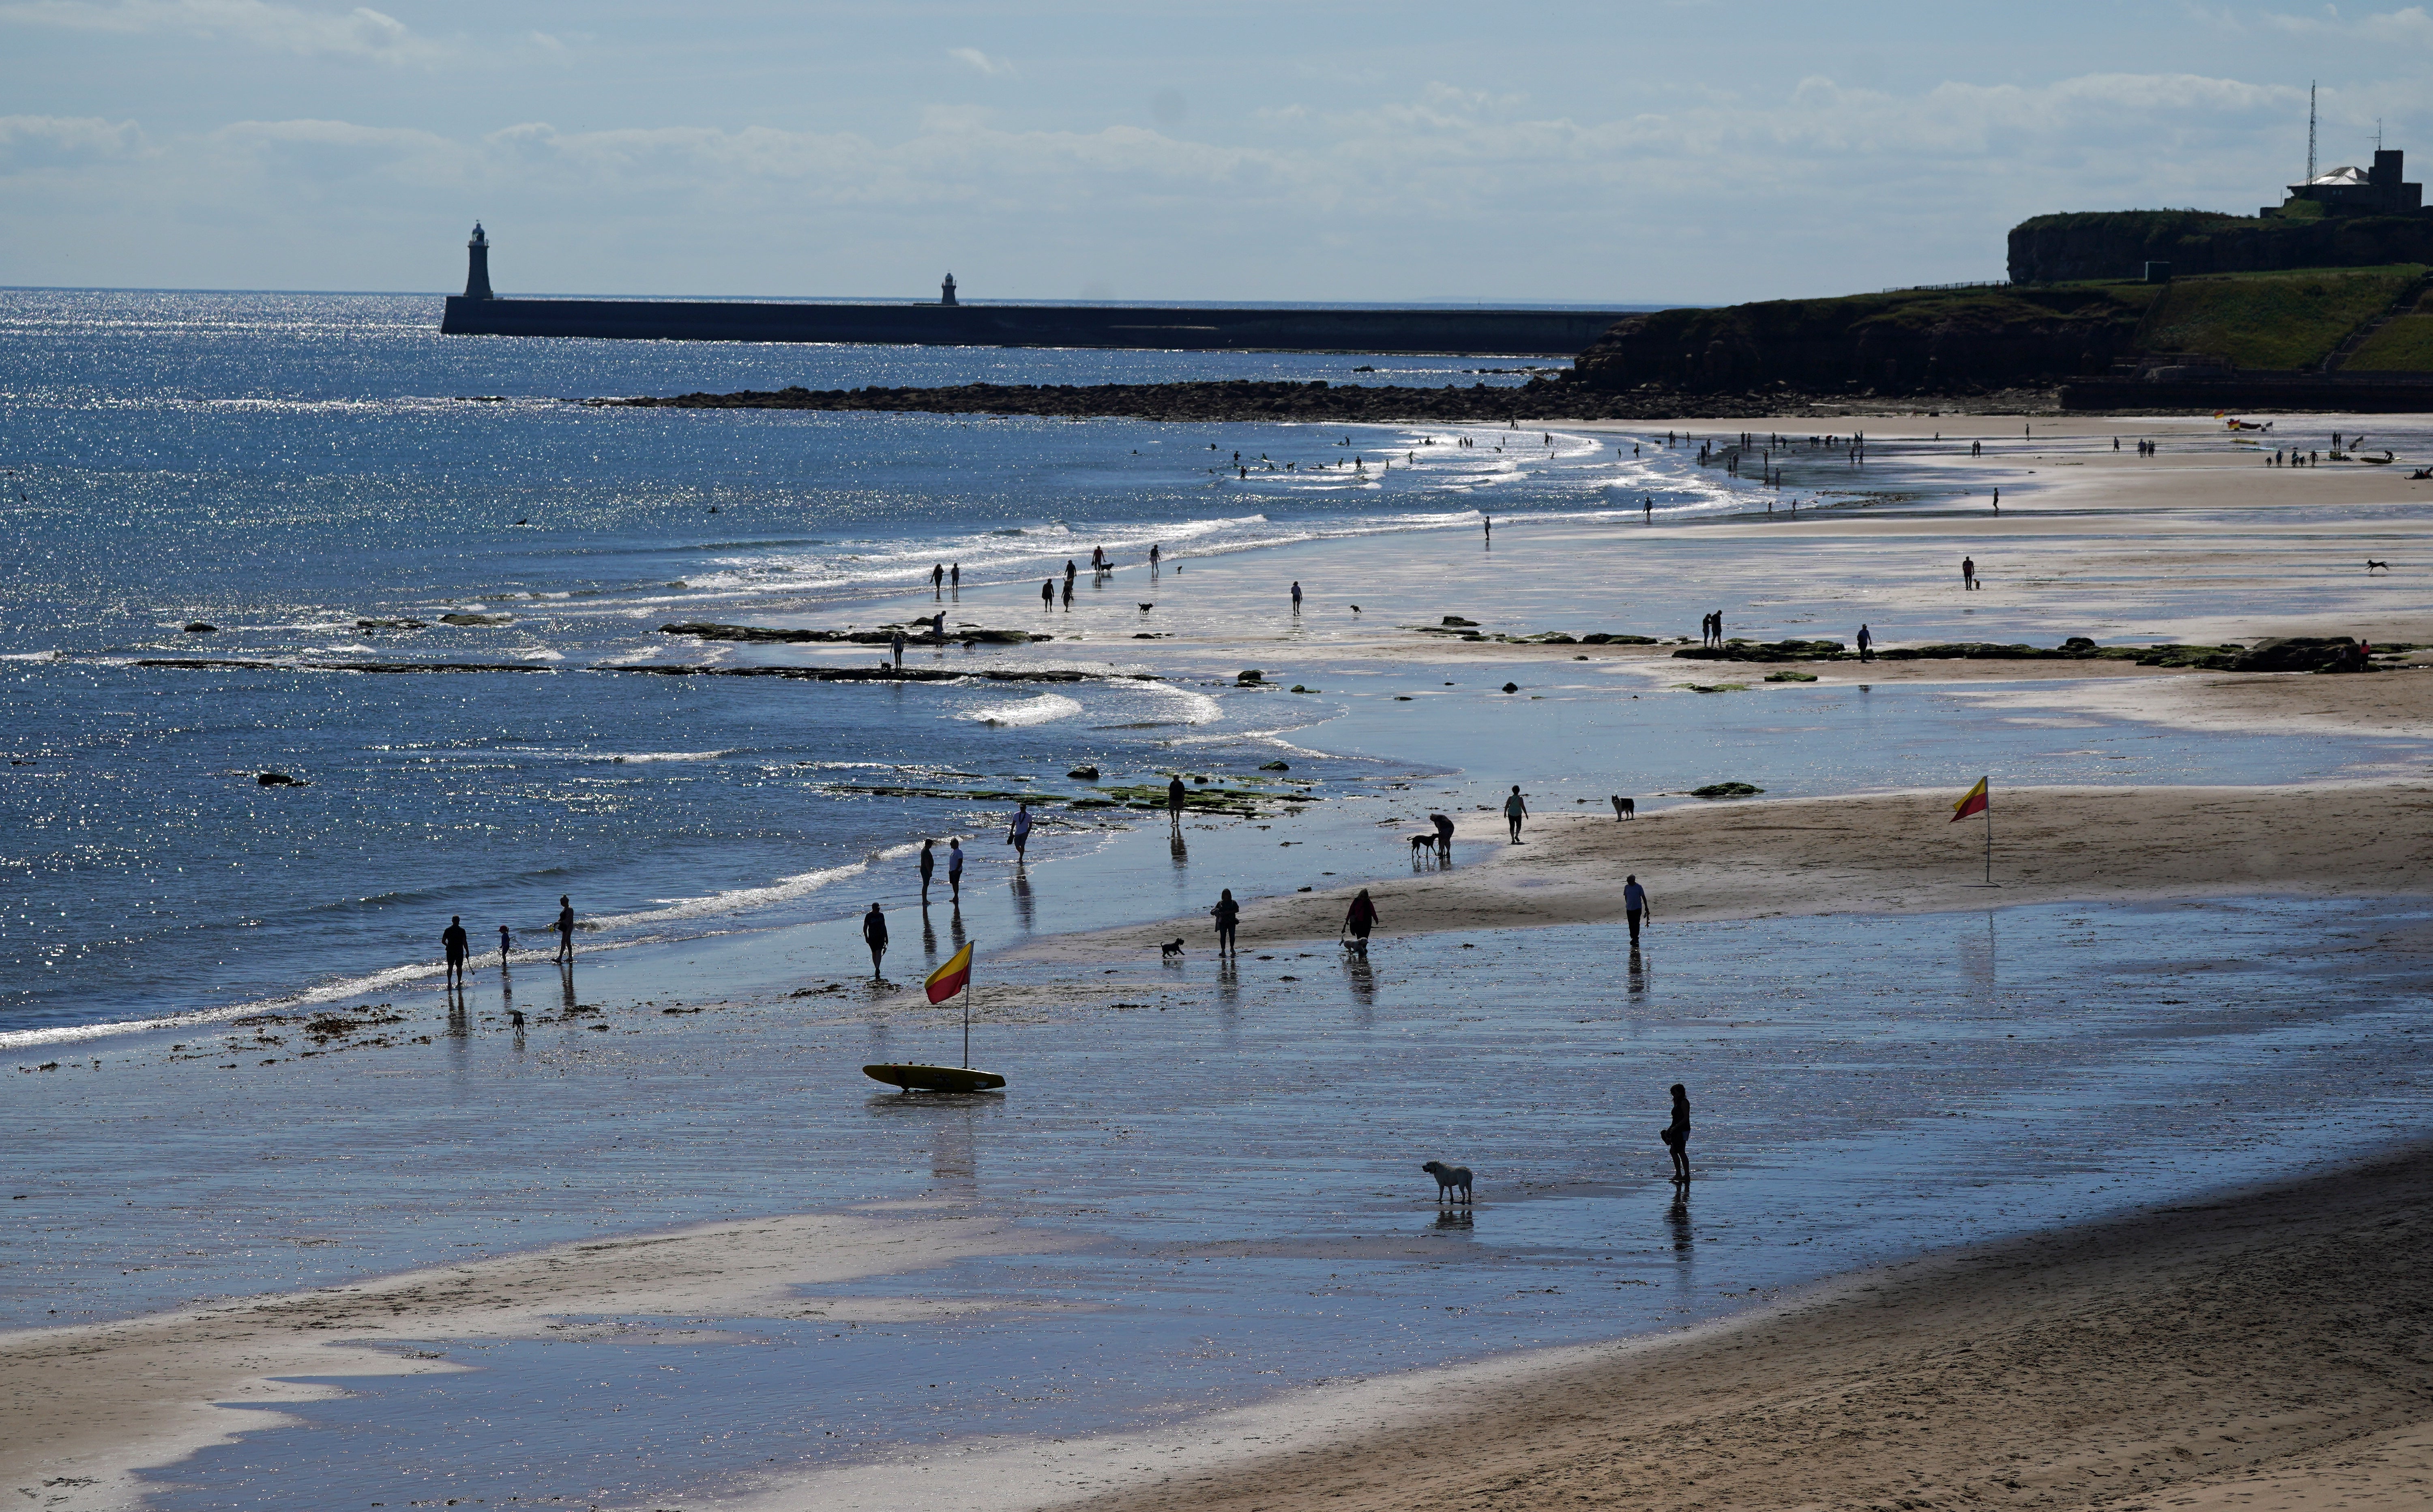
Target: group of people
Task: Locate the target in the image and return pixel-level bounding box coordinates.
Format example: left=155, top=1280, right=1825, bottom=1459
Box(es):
left=1698, top=610, right=1727, bottom=647
left=441, top=894, right=576, bottom=988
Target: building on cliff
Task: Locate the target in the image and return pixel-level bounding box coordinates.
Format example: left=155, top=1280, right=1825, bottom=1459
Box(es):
left=2272, top=150, right=2423, bottom=218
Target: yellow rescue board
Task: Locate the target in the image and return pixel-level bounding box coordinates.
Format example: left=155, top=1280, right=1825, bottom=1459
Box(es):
left=863, top=1063, right=1007, bottom=1093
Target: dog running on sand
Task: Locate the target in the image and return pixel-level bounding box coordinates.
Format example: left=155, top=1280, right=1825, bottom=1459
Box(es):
left=1422, top=1160, right=1474, bottom=1204
left=1160, top=938, right=1185, bottom=960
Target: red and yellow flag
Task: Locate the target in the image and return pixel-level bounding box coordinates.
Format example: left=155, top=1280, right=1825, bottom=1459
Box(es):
left=1951, top=776, right=1989, bottom=823
left=925, top=942, right=974, bottom=1004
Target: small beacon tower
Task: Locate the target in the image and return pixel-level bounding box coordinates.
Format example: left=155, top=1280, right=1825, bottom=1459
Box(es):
left=940, top=272, right=957, bottom=307
left=463, top=223, right=494, bottom=301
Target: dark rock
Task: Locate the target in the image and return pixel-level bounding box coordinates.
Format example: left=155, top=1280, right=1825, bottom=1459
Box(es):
left=438, top=612, right=514, bottom=626
left=183, top=622, right=216, bottom=633
left=255, top=771, right=303, bottom=787
left=1237, top=669, right=1265, bottom=685
left=356, top=618, right=428, bottom=631
left=2233, top=636, right=2361, bottom=672
left=1259, top=759, right=1290, bottom=770
left=1441, top=616, right=1479, bottom=626
left=1691, top=782, right=1765, bottom=799
left=1501, top=682, right=1520, bottom=693
left=1066, top=766, right=1101, bottom=781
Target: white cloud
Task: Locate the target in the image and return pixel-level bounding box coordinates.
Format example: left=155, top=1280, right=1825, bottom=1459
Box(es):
left=949, top=46, right=1013, bottom=76
left=2254, top=4, right=2433, bottom=44
left=0, top=112, right=146, bottom=167
left=0, top=0, right=447, bottom=62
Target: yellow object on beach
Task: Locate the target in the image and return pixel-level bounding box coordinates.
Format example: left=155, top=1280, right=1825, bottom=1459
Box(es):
left=1952, top=776, right=1989, bottom=822
left=925, top=941, right=974, bottom=1004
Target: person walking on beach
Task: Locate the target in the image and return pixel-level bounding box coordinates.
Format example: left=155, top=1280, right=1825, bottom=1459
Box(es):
left=1961, top=556, right=1977, bottom=591
left=861, top=903, right=889, bottom=980
left=1291, top=581, right=1302, bottom=611
left=1149, top=543, right=1162, bottom=573
left=554, top=895, right=576, bottom=964
left=1991, top=489, right=2000, bottom=515
left=1041, top=579, right=1055, bottom=610
left=442, top=916, right=470, bottom=987
left=1210, top=888, right=1240, bottom=954
left=1007, top=802, right=1033, bottom=862
left=1624, top=873, right=1650, bottom=945
left=931, top=563, right=945, bottom=595
left=1662, top=1083, right=1691, bottom=1184
left=1482, top=514, right=1491, bottom=542
left=949, top=562, right=960, bottom=591
left=498, top=924, right=512, bottom=965
left=1065, top=559, right=1078, bottom=589
left=1503, top=785, right=1528, bottom=843
left=947, top=838, right=965, bottom=903
left=1168, top=774, right=1188, bottom=825
left=1643, top=496, right=1653, bottom=523
left=1856, top=624, right=1874, bottom=663
left=918, top=839, right=936, bottom=903
left=1343, top=888, right=1380, bottom=953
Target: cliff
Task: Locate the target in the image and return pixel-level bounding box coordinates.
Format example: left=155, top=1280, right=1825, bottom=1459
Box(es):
left=1566, top=285, right=2156, bottom=395
left=2009, top=208, right=2433, bottom=283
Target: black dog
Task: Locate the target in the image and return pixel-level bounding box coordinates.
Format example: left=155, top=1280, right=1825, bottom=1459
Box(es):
left=1611, top=796, right=1635, bottom=819
left=1160, top=938, right=1185, bottom=960
left=2368, top=560, right=2391, bottom=572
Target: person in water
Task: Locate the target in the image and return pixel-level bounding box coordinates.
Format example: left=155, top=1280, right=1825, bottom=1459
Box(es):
left=861, top=903, right=889, bottom=980
left=1210, top=888, right=1240, bottom=954
left=497, top=924, right=512, bottom=965
left=931, top=562, right=945, bottom=594
left=442, top=915, right=470, bottom=987
left=1624, top=873, right=1649, bottom=945
left=1168, top=774, right=1188, bottom=824
left=1290, top=581, right=1302, bottom=610
left=918, top=839, right=936, bottom=903
left=1342, top=889, right=1380, bottom=953
left=1041, top=579, right=1055, bottom=609
left=1662, top=1083, right=1692, bottom=1184
left=1007, top=803, right=1033, bottom=860
left=554, top=895, right=576, bottom=964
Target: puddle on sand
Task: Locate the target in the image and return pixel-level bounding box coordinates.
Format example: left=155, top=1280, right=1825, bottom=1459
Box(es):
left=114, top=896, right=2433, bottom=1512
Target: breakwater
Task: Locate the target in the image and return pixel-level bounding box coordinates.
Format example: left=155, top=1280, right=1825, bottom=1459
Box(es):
left=439, top=296, right=1631, bottom=356
left=2061, top=371, right=2433, bottom=412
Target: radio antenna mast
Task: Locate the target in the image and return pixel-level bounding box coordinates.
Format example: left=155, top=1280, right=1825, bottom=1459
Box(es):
left=2307, top=82, right=2318, bottom=182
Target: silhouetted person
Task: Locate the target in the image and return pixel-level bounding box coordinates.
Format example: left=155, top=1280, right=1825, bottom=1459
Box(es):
left=1291, top=581, right=1302, bottom=611
left=1961, top=555, right=1977, bottom=591
left=1168, top=775, right=1187, bottom=824
left=1483, top=513, right=1491, bottom=540
left=1007, top=802, right=1033, bottom=861
left=1663, top=1083, right=1691, bottom=1184
left=931, top=562, right=945, bottom=594
left=1624, top=873, right=1649, bottom=945
left=1503, top=784, right=1528, bottom=842
left=1856, top=624, right=1873, bottom=663
left=891, top=631, right=905, bottom=669
left=1041, top=579, right=1055, bottom=609
left=1430, top=811, right=1454, bottom=860
left=862, top=903, right=888, bottom=980
left=1149, top=543, right=1162, bottom=571
left=1210, top=888, right=1240, bottom=954
left=949, top=562, right=960, bottom=590
left=554, top=895, right=576, bottom=963
left=948, top=837, right=964, bottom=902
left=497, top=924, right=511, bottom=965
left=1343, top=889, right=1379, bottom=953
left=918, top=839, right=936, bottom=903
left=442, top=916, right=470, bottom=986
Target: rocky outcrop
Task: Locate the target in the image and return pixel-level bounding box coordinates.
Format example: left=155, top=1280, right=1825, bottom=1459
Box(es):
left=659, top=622, right=1047, bottom=645
left=2010, top=210, right=2433, bottom=284
left=1568, top=288, right=2148, bottom=396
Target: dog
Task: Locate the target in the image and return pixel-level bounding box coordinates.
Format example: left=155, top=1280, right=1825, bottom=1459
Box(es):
left=1410, top=833, right=1437, bottom=860
left=1611, top=796, right=1635, bottom=819
left=1160, top=938, right=1185, bottom=960
left=1422, top=1160, right=1474, bottom=1204
left=2368, top=560, right=2391, bottom=572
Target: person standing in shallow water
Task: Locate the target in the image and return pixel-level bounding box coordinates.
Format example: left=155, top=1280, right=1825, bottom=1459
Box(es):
left=1662, top=1083, right=1692, bottom=1184
left=918, top=839, right=936, bottom=903
left=1290, top=581, right=1302, bottom=611
left=947, top=838, right=964, bottom=903
left=861, top=903, right=888, bottom=980
left=1041, top=579, right=1055, bottom=610
left=1007, top=802, right=1033, bottom=861
left=1167, top=774, right=1187, bottom=825
left=1342, top=888, right=1380, bottom=952
left=1210, top=888, right=1240, bottom=954
left=442, top=916, right=470, bottom=987
left=1623, top=873, right=1649, bottom=945
left=554, top=895, right=575, bottom=964
left=498, top=924, right=512, bottom=966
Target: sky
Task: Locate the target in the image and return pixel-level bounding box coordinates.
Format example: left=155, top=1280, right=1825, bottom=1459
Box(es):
left=2, top=1, right=2431, bottom=305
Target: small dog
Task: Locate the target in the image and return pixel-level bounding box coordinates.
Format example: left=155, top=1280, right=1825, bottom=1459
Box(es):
left=1611, top=796, right=1635, bottom=819
left=1422, top=1160, right=1474, bottom=1204
left=1410, top=833, right=1436, bottom=859
left=2368, top=560, right=2391, bottom=572
left=1160, top=938, right=1185, bottom=960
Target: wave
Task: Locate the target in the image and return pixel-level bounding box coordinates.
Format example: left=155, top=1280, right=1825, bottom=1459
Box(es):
left=954, top=693, right=1084, bottom=727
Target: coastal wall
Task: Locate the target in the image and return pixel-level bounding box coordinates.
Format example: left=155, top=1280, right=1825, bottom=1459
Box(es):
left=2010, top=209, right=2433, bottom=283
left=438, top=296, right=1631, bottom=356
left=2060, top=371, right=2433, bottom=411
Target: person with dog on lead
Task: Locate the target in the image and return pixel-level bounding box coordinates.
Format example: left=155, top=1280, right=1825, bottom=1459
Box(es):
left=1210, top=888, right=1240, bottom=954
left=1663, top=1082, right=1692, bottom=1184
left=1502, top=785, right=1528, bottom=843
left=1624, top=874, right=1650, bottom=944
left=860, top=903, right=889, bottom=980
left=1343, top=889, right=1380, bottom=952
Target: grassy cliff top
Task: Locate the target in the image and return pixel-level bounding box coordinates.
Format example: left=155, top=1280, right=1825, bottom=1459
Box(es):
left=2137, top=264, right=2427, bottom=369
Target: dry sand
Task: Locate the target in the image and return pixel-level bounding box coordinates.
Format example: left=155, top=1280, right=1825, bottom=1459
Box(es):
left=1, top=1211, right=1068, bottom=1512
left=1019, top=779, right=2433, bottom=959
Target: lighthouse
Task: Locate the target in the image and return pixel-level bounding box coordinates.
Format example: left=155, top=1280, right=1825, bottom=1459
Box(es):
left=463, top=223, right=494, bottom=301
left=940, top=272, right=957, bottom=307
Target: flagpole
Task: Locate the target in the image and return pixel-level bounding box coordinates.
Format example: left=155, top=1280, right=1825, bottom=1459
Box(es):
left=962, top=979, right=972, bottom=1069
left=1984, top=799, right=1993, bottom=885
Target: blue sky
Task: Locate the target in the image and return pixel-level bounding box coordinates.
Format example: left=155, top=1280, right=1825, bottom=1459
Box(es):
left=2, top=1, right=2429, bottom=303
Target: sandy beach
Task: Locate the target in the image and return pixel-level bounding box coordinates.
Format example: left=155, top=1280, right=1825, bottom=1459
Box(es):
left=15, top=407, right=2433, bottom=1512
